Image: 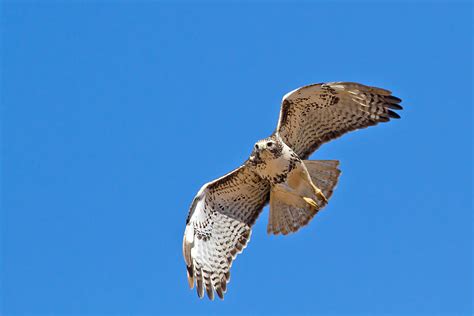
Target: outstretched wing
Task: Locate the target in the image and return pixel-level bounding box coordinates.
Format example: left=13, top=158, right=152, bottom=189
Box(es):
left=276, top=82, right=403, bottom=159
left=182, top=164, right=269, bottom=300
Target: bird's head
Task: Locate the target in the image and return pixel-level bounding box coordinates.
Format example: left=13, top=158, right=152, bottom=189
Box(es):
left=249, top=136, right=282, bottom=165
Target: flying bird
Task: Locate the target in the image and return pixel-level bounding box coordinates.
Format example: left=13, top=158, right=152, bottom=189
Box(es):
left=182, top=82, right=402, bottom=300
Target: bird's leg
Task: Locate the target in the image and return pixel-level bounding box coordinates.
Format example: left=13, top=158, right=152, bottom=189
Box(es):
left=287, top=163, right=328, bottom=206
left=302, top=197, right=319, bottom=209
left=276, top=183, right=320, bottom=209
left=310, top=182, right=328, bottom=204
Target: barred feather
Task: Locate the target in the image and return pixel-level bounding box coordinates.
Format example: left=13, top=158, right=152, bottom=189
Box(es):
left=277, top=82, right=402, bottom=159
left=183, top=166, right=269, bottom=300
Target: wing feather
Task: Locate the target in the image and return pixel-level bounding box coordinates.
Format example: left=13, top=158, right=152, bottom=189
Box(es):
left=183, top=165, right=269, bottom=300
left=276, top=82, right=403, bottom=159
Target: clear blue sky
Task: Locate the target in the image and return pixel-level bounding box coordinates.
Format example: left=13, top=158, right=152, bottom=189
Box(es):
left=1, top=2, right=472, bottom=315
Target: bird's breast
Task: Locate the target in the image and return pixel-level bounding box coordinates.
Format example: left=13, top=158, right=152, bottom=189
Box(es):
left=255, top=155, right=299, bottom=184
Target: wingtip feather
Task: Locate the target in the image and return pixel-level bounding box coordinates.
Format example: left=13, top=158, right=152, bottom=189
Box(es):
left=387, top=109, right=401, bottom=119
left=187, top=269, right=194, bottom=289
left=216, top=287, right=224, bottom=300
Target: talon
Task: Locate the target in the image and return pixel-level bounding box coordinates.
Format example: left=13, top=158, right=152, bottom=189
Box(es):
left=303, top=197, right=319, bottom=209
left=318, top=190, right=328, bottom=204
left=311, top=183, right=328, bottom=204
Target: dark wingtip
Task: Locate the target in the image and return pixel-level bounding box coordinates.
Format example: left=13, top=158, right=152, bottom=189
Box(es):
left=197, top=289, right=204, bottom=299
left=387, top=109, right=401, bottom=119
left=206, top=287, right=214, bottom=301
left=386, top=95, right=402, bottom=103
left=216, top=287, right=224, bottom=300
left=196, top=278, right=204, bottom=298
left=387, top=103, right=403, bottom=110
left=221, top=277, right=228, bottom=292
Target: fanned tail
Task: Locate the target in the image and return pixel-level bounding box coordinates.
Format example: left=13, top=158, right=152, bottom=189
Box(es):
left=303, top=160, right=341, bottom=200
left=267, top=160, right=341, bottom=235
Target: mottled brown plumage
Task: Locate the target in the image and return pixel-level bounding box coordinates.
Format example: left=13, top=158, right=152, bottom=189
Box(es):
left=277, top=82, right=402, bottom=159
left=183, top=82, right=402, bottom=300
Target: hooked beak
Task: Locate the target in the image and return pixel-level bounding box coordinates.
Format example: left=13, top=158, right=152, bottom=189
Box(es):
left=249, top=149, right=262, bottom=165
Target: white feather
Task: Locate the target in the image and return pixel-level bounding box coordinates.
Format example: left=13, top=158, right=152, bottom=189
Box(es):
left=282, top=87, right=300, bottom=101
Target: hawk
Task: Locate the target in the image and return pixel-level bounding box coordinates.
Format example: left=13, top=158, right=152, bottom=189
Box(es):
left=182, top=82, right=402, bottom=300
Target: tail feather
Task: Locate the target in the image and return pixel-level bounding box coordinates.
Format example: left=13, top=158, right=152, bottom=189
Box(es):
left=304, top=160, right=341, bottom=200
left=267, top=190, right=319, bottom=235
left=268, top=197, right=314, bottom=235
left=267, top=160, right=341, bottom=235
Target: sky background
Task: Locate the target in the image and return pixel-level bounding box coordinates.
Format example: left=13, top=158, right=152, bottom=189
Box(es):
left=1, top=1, right=472, bottom=315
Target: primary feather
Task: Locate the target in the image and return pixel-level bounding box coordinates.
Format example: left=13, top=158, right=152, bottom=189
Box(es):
left=277, top=82, right=402, bottom=159
left=183, top=166, right=270, bottom=299
left=183, top=81, right=402, bottom=299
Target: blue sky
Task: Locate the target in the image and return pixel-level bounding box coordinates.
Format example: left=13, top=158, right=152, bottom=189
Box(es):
left=1, top=2, right=472, bottom=315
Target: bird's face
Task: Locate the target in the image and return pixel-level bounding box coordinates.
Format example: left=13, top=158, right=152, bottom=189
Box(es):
left=249, top=137, right=281, bottom=164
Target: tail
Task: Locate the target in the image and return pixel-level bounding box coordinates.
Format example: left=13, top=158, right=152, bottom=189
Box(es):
left=303, top=160, right=341, bottom=200
left=267, top=160, right=341, bottom=235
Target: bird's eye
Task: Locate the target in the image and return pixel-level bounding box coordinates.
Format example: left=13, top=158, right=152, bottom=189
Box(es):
left=255, top=144, right=259, bottom=150
left=267, top=142, right=273, bottom=147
